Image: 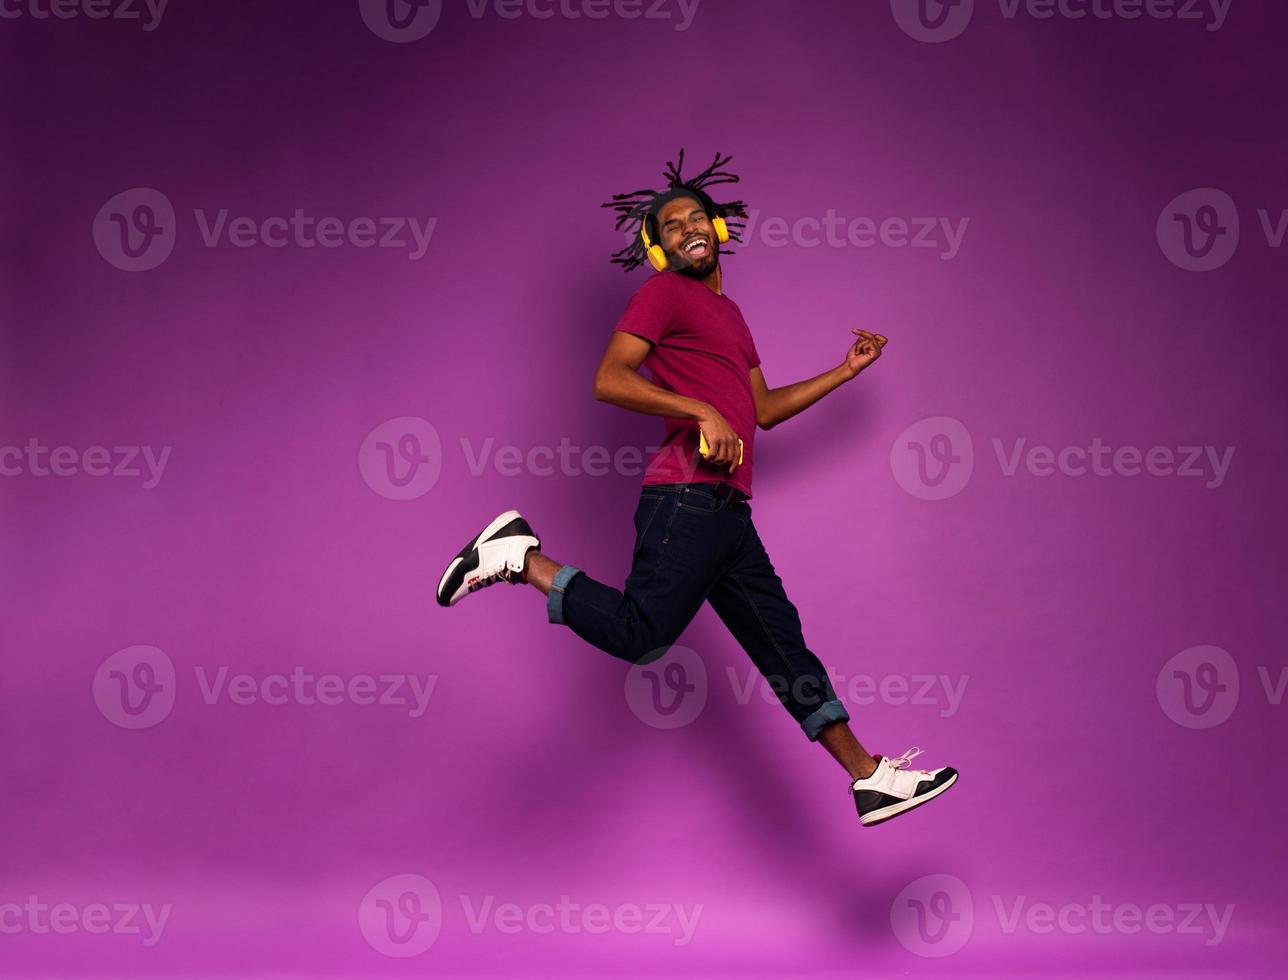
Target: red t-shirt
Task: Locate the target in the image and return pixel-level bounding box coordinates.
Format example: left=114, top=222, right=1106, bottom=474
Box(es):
left=612, top=271, right=761, bottom=497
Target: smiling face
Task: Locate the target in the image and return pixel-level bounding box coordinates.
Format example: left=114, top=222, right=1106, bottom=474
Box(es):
left=653, top=195, right=719, bottom=278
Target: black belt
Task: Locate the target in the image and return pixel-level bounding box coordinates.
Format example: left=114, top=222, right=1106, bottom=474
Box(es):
left=708, top=481, right=748, bottom=502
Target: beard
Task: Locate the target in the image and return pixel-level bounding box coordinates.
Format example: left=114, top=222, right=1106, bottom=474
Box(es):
left=672, top=247, right=719, bottom=280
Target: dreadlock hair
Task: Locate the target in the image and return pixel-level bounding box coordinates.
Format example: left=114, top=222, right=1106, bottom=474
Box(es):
left=600, top=150, right=749, bottom=272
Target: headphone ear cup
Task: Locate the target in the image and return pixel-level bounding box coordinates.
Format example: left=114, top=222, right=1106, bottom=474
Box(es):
left=712, top=216, right=730, bottom=244
left=646, top=245, right=669, bottom=271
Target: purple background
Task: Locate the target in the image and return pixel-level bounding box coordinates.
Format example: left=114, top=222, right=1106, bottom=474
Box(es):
left=3, top=0, right=1286, bottom=975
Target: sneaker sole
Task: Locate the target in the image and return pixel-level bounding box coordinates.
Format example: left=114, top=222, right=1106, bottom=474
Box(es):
left=860, top=771, right=958, bottom=827
left=436, top=509, right=522, bottom=607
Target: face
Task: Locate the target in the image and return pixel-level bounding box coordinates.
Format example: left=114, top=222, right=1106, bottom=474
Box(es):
left=654, top=196, right=718, bottom=277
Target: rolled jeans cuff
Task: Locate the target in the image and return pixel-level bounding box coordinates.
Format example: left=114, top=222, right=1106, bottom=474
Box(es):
left=546, top=564, right=583, bottom=625
left=800, top=699, right=850, bottom=741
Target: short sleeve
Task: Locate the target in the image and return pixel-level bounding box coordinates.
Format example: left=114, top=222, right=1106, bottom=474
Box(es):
left=612, top=274, right=676, bottom=347
left=748, top=331, right=761, bottom=370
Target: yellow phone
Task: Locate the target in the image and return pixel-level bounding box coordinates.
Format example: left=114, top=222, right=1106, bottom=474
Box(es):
left=699, top=430, right=743, bottom=468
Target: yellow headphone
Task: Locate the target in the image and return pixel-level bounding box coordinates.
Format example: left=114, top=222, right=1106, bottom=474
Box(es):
left=641, top=193, right=730, bottom=272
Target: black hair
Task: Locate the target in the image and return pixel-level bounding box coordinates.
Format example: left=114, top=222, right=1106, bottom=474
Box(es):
left=600, top=150, right=749, bottom=272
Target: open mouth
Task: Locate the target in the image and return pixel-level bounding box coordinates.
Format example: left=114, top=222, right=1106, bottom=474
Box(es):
left=682, top=235, right=711, bottom=260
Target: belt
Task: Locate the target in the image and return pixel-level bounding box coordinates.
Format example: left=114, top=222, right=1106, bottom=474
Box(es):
left=707, top=481, right=748, bottom=503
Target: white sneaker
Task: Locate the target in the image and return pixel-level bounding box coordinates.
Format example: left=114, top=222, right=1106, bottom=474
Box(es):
left=436, top=510, right=540, bottom=607
left=849, top=747, right=958, bottom=827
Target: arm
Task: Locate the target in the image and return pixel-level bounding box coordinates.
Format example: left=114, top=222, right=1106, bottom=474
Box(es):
left=593, top=331, right=743, bottom=469
left=752, top=329, right=888, bottom=430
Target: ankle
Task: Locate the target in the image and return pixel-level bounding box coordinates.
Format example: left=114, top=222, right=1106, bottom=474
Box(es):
left=852, top=759, right=878, bottom=781
left=521, top=547, right=539, bottom=584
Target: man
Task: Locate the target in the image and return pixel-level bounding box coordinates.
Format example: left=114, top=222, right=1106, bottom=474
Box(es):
left=437, top=152, right=956, bottom=827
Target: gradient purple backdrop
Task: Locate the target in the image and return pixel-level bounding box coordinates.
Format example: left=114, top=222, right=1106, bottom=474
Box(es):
left=3, top=0, right=1286, bottom=976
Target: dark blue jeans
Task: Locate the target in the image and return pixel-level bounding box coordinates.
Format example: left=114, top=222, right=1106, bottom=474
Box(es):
left=546, top=482, right=850, bottom=741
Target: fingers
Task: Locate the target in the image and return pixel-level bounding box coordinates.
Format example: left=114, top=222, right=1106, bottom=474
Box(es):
left=850, top=329, right=886, bottom=360
left=716, top=435, right=738, bottom=468
left=851, top=329, right=889, bottom=347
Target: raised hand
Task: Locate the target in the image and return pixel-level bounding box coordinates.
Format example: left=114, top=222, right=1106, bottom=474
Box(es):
left=845, top=329, right=888, bottom=378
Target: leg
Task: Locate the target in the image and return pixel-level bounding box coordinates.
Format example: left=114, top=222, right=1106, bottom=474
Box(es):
left=705, top=509, right=878, bottom=779
left=539, top=486, right=742, bottom=665
left=817, top=721, right=878, bottom=781
left=522, top=551, right=560, bottom=594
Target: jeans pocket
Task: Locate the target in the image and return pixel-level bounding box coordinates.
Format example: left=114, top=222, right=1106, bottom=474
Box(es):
left=633, top=493, right=666, bottom=555
left=677, top=486, right=725, bottom=514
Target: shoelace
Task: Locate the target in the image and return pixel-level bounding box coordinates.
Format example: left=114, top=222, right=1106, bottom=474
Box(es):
left=468, top=564, right=517, bottom=592
left=888, top=746, right=929, bottom=773
left=848, top=746, right=929, bottom=794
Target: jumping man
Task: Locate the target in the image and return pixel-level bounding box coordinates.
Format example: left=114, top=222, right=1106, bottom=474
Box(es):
left=436, top=151, right=957, bottom=827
